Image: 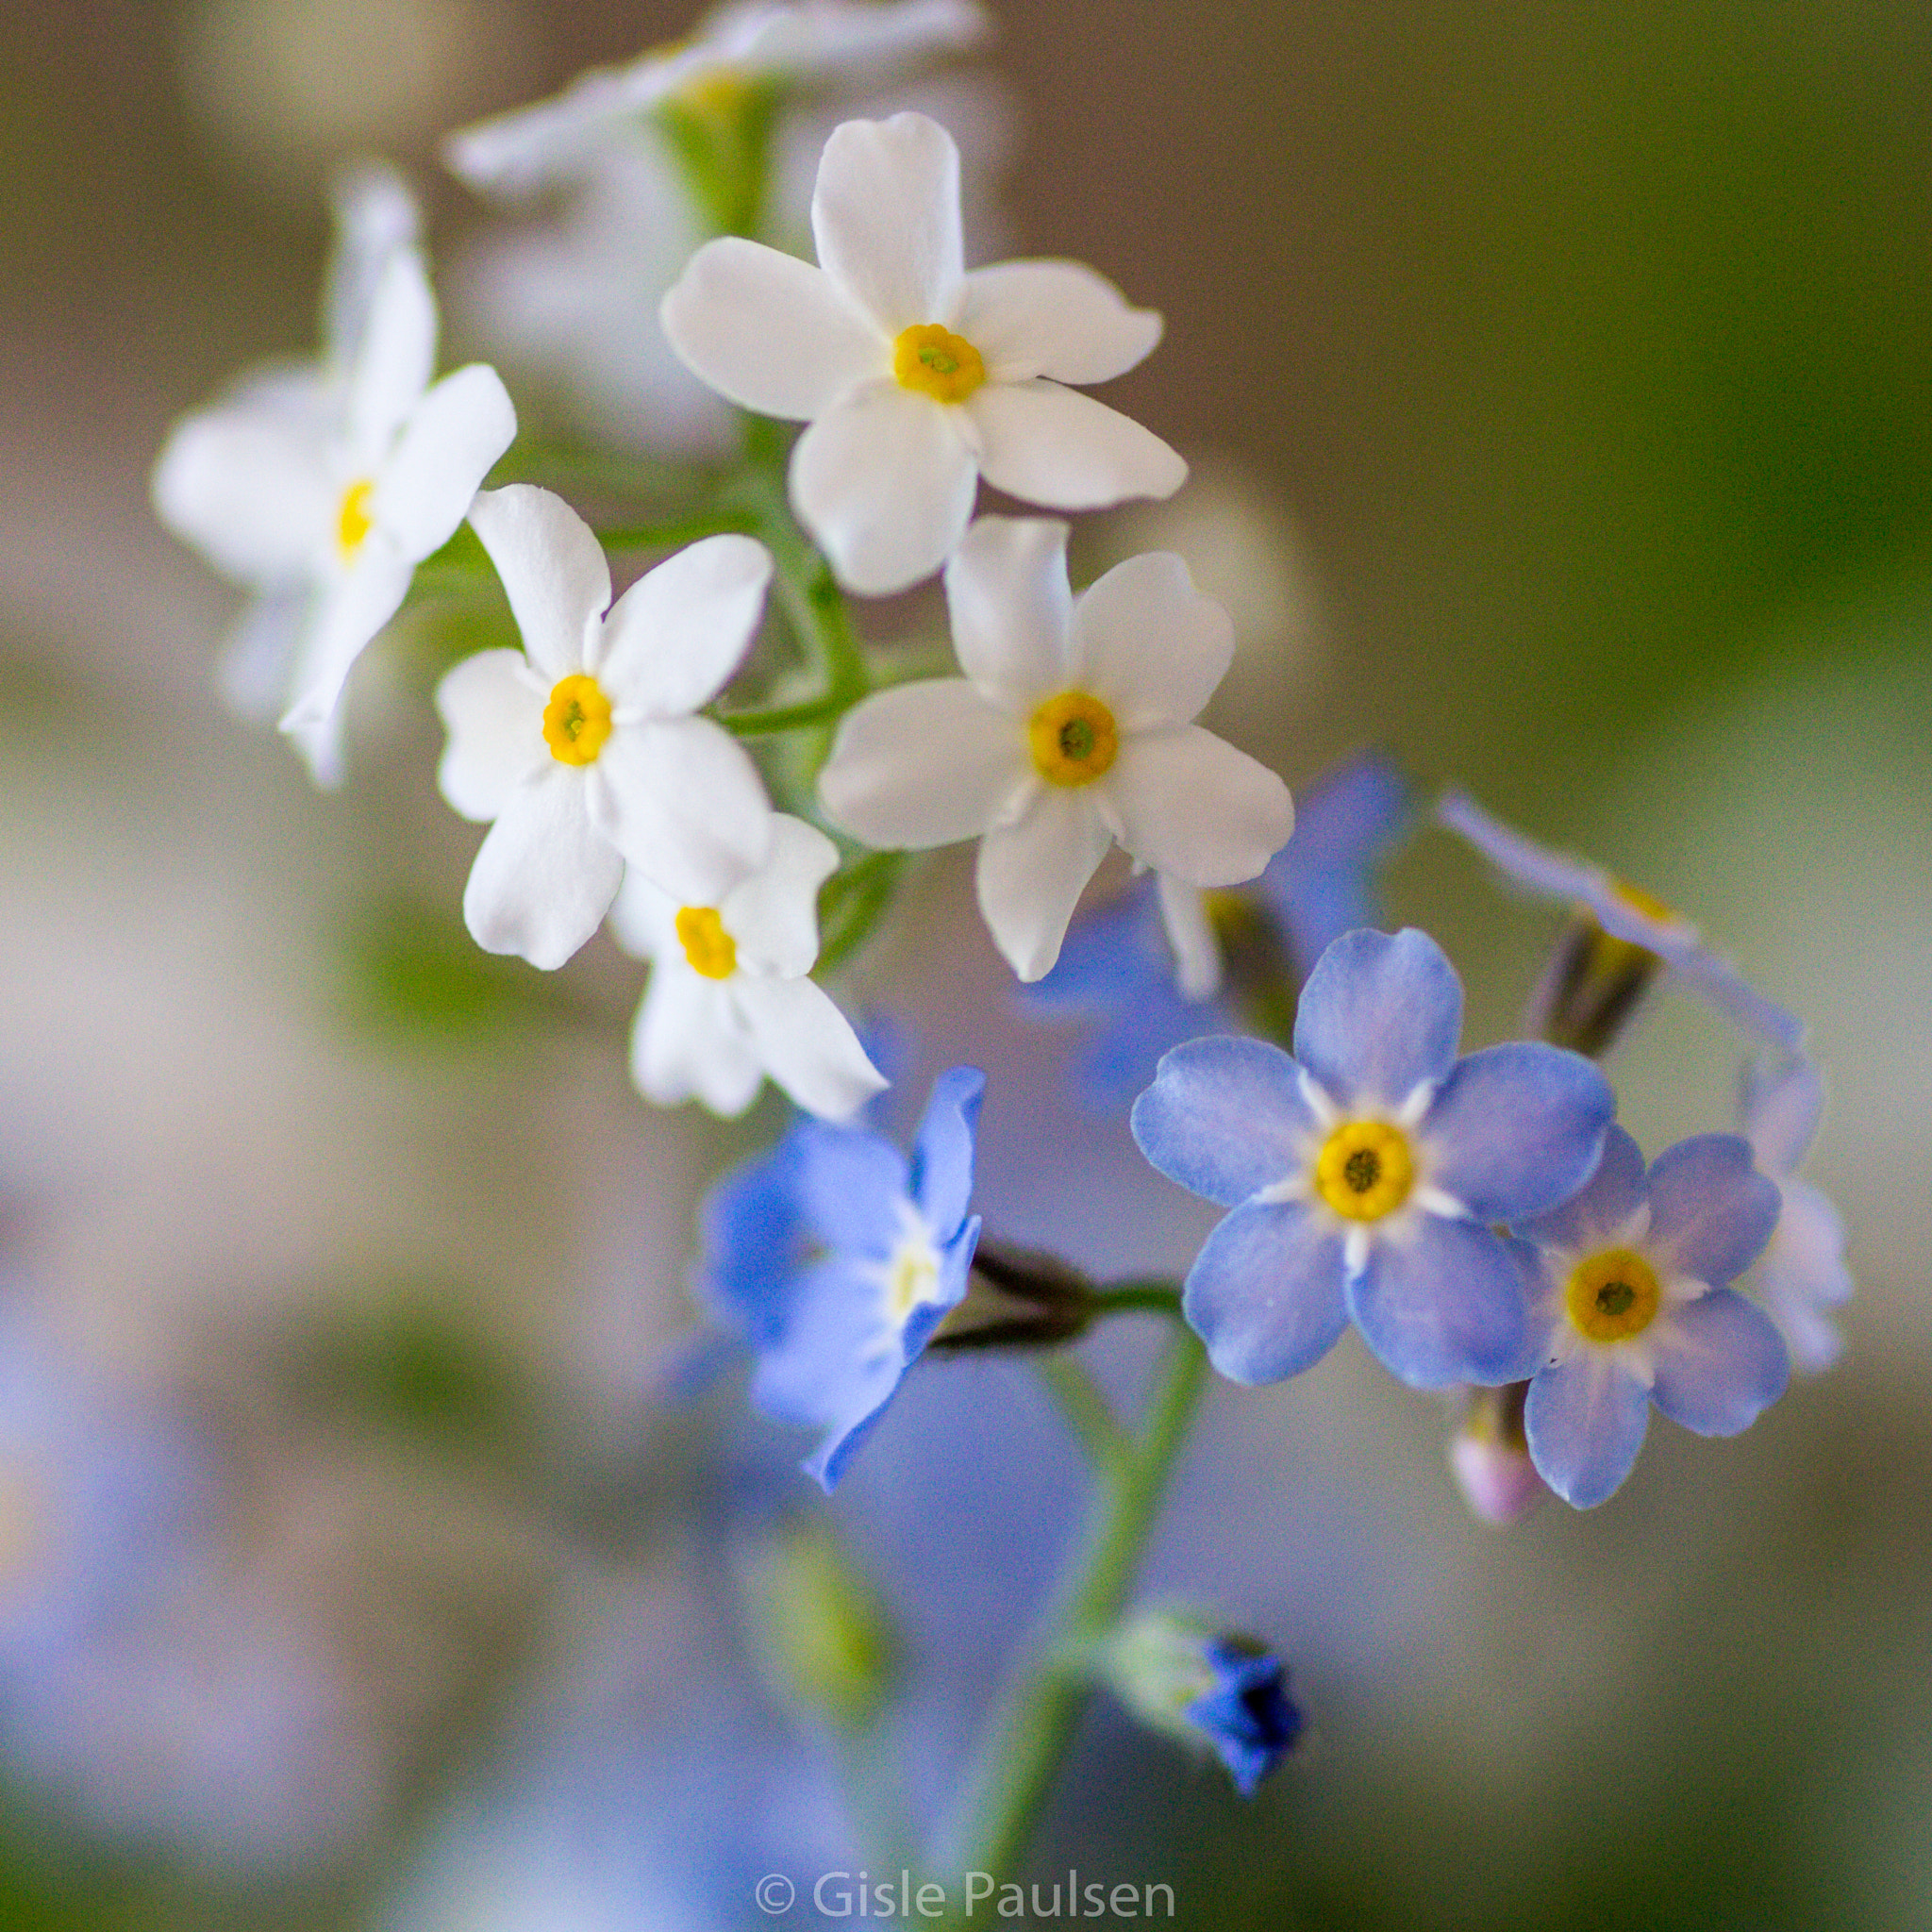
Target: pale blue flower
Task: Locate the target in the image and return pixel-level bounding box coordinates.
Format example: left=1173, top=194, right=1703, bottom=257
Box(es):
left=1438, top=789, right=1804, bottom=1053
left=701, top=1067, right=985, bottom=1490
left=1738, top=1055, right=1852, bottom=1373
left=1515, top=1126, right=1788, bottom=1508
left=1132, top=928, right=1614, bottom=1390
left=1026, top=751, right=1409, bottom=1108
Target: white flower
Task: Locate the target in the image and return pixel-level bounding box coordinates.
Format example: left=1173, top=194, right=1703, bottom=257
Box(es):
left=609, top=815, right=887, bottom=1120
left=661, top=112, right=1187, bottom=595
left=444, top=0, right=991, bottom=194
left=818, top=515, right=1294, bottom=980
left=152, top=177, right=516, bottom=782
left=436, top=486, right=775, bottom=970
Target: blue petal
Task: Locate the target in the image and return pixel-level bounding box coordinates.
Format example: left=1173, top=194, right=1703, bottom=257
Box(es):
left=1645, top=1134, right=1781, bottom=1287
left=1257, top=751, right=1409, bottom=974
left=1514, top=1123, right=1648, bottom=1255
left=1291, top=927, right=1462, bottom=1108
left=699, top=1135, right=811, bottom=1344
left=1524, top=1357, right=1652, bottom=1508
left=746, top=1258, right=890, bottom=1428
left=1132, top=1036, right=1318, bottom=1208
left=792, top=1120, right=909, bottom=1257
left=908, top=1066, right=985, bottom=1243
left=1186, top=1642, right=1302, bottom=1796
left=1345, top=1218, right=1539, bottom=1389
left=1740, top=1053, right=1824, bottom=1178
left=1181, top=1200, right=1349, bottom=1383
left=1650, top=1290, right=1790, bottom=1437
left=1756, top=1177, right=1852, bottom=1373
left=1422, top=1041, right=1613, bottom=1221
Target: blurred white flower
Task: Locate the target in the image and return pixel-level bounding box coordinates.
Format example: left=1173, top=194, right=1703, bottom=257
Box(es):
left=153, top=212, right=517, bottom=782
left=819, top=515, right=1294, bottom=980
left=609, top=814, right=886, bottom=1120
left=439, top=485, right=776, bottom=969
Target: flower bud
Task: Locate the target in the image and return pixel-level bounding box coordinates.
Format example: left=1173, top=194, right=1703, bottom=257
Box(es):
left=1448, top=1382, right=1546, bottom=1526
left=1525, top=911, right=1661, bottom=1058
left=1104, top=1610, right=1302, bottom=1796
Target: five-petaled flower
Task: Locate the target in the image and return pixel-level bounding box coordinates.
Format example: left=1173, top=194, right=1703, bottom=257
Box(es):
left=153, top=190, right=517, bottom=783
left=1438, top=789, right=1804, bottom=1055
left=1737, top=1055, right=1852, bottom=1374
left=1513, top=1125, right=1789, bottom=1507
left=700, top=1065, right=984, bottom=1486
left=661, top=112, right=1185, bottom=594
left=1132, top=927, right=1615, bottom=1391
left=436, top=485, right=776, bottom=971
left=818, top=515, right=1293, bottom=981
left=609, top=814, right=887, bottom=1120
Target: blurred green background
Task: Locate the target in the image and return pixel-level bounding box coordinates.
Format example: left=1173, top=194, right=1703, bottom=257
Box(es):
left=3, top=2, right=1929, bottom=1926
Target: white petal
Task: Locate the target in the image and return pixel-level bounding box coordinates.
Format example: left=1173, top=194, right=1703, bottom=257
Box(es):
left=1101, top=726, right=1293, bottom=887
left=1158, top=872, right=1224, bottom=999
left=375, top=364, right=517, bottom=562
left=596, top=534, right=772, bottom=714
left=606, top=863, right=677, bottom=961
left=467, top=485, right=611, bottom=678
left=1070, top=551, right=1232, bottom=728
left=433, top=649, right=546, bottom=822
left=967, top=379, right=1187, bottom=508
left=790, top=383, right=977, bottom=595
left=325, top=161, right=420, bottom=361
left=810, top=112, right=964, bottom=336
left=347, top=249, right=437, bottom=462
left=723, top=815, right=841, bottom=976
left=819, top=680, right=1028, bottom=848
left=957, top=259, right=1162, bottom=384
left=632, top=971, right=762, bottom=1116
left=278, top=547, right=413, bottom=731
left=942, top=513, right=1074, bottom=706
left=462, top=770, right=622, bottom=969
left=152, top=407, right=335, bottom=583
left=975, top=788, right=1113, bottom=981
left=739, top=976, right=888, bottom=1121
left=217, top=589, right=310, bottom=722
left=659, top=239, right=886, bottom=421
left=590, top=717, right=773, bottom=907
left=284, top=702, right=349, bottom=791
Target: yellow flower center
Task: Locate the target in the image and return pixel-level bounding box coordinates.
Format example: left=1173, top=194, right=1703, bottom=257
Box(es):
left=541, top=673, right=613, bottom=765
left=1314, top=1119, right=1416, bottom=1222
left=675, top=905, right=738, bottom=980
left=1028, top=691, right=1119, bottom=787
left=673, top=63, right=755, bottom=118
left=1565, top=1247, right=1661, bottom=1343
left=883, top=1235, right=942, bottom=1323
left=893, top=323, right=987, bottom=404
left=336, top=478, right=375, bottom=558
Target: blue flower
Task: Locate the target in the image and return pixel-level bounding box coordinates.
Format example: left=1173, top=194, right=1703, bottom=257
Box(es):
left=1438, top=789, right=1804, bottom=1054
left=1184, top=1639, right=1304, bottom=1797
left=701, top=1067, right=985, bottom=1491
left=1025, top=752, right=1410, bottom=1108
left=1131, top=928, right=1614, bottom=1390
left=1514, top=1126, right=1789, bottom=1508
left=1737, top=1055, right=1852, bottom=1373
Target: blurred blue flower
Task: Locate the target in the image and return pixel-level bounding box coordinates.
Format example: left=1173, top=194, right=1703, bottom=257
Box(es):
left=1737, top=1055, right=1853, bottom=1373
left=1184, top=1639, right=1303, bottom=1797
left=1025, top=752, right=1410, bottom=1108
left=1438, top=789, right=1804, bottom=1053
left=702, top=1066, right=985, bottom=1491
left=1131, top=928, right=1613, bottom=1390
left=1515, top=1126, right=1788, bottom=1508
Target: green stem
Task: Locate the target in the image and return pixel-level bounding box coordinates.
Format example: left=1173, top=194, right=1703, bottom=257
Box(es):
left=1087, top=1281, right=1187, bottom=1322
left=957, top=1326, right=1208, bottom=1885
left=1035, top=1356, right=1131, bottom=1474
left=595, top=508, right=760, bottom=550
left=712, top=691, right=853, bottom=738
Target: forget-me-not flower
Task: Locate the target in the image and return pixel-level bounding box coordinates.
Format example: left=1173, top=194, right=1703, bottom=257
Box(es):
left=1025, top=750, right=1409, bottom=1108
left=1737, top=1055, right=1852, bottom=1373
left=702, top=1066, right=984, bottom=1488
left=1514, top=1125, right=1788, bottom=1507
left=1132, top=928, right=1614, bottom=1390
left=1439, top=789, right=1804, bottom=1054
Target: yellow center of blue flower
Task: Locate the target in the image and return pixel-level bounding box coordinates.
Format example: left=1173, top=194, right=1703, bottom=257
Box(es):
left=675, top=906, right=737, bottom=979
left=883, top=1235, right=942, bottom=1323
left=893, top=324, right=987, bottom=404
left=1565, top=1247, right=1661, bottom=1342
left=1028, top=691, right=1119, bottom=787
left=1314, top=1120, right=1415, bottom=1222
left=336, top=478, right=375, bottom=558
left=542, top=673, right=613, bottom=765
